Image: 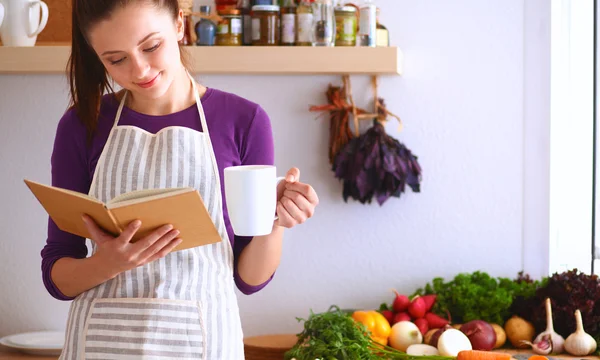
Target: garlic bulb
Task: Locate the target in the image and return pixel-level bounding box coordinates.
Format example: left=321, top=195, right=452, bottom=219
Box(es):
left=564, top=309, right=597, bottom=356
left=521, top=334, right=553, bottom=355
left=531, top=298, right=564, bottom=354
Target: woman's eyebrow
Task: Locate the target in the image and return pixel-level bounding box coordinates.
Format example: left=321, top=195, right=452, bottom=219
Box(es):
left=101, top=32, right=160, bottom=56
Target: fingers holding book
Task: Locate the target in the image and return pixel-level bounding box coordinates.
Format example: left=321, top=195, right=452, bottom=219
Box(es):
left=81, top=215, right=182, bottom=276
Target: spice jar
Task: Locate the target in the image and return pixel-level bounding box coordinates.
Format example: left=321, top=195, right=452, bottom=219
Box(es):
left=216, top=8, right=243, bottom=46
left=251, top=5, right=280, bottom=46
left=334, top=6, right=356, bottom=46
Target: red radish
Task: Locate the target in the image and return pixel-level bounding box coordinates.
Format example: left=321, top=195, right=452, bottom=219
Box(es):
left=425, top=312, right=449, bottom=329
left=392, top=290, right=410, bottom=313
left=415, top=318, right=429, bottom=335
left=408, top=296, right=426, bottom=319
left=393, top=312, right=411, bottom=324
left=421, top=294, right=437, bottom=312
left=381, top=310, right=394, bottom=325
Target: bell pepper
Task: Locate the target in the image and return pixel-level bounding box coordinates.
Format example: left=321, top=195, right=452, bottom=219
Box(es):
left=351, top=310, right=391, bottom=346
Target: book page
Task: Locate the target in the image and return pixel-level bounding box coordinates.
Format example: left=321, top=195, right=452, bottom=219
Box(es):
left=108, top=188, right=194, bottom=207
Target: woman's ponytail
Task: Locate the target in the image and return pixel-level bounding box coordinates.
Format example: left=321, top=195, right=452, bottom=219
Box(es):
left=67, top=0, right=112, bottom=144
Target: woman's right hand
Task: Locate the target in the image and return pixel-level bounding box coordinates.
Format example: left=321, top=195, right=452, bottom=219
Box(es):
left=81, top=214, right=182, bottom=278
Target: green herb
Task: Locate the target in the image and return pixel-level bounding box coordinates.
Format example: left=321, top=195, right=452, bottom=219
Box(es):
left=411, top=271, right=543, bottom=325
left=285, top=305, right=454, bottom=360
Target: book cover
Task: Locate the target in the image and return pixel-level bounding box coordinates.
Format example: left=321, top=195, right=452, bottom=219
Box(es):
left=24, top=179, right=222, bottom=252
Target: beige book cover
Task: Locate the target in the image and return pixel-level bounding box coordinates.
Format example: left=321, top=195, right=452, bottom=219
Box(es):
left=24, top=179, right=221, bottom=252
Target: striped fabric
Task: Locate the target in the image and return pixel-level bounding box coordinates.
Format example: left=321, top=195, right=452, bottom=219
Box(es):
left=59, top=77, right=244, bottom=359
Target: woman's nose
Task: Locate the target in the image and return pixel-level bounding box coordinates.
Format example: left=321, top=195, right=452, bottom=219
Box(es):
left=130, top=55, right=150, bottom=80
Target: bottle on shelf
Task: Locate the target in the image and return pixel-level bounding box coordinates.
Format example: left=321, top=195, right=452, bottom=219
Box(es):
left=195, top=5, right=216, bottom=46
left=296, top=0, right=314, bottom=46
left=280, top=0, right=297, bottom=46
left=239, top=0, right=253, bottom=45
left=375, top=7, right=389, bottom=47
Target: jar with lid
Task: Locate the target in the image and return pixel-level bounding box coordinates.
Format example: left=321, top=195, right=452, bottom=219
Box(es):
left=251, top=5, right=280, bottom=46
left=334, top=6, right=356, bottom=46
left=216, top=8, right=243, bottom=46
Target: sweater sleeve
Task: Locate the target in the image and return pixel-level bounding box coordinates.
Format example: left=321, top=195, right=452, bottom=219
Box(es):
left=40, top=109, right=91, bottom=301
left=233, top=105, right=277, bottom=295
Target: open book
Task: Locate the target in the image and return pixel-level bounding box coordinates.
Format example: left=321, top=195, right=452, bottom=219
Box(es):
left=24, top=179, right=222, bottom=252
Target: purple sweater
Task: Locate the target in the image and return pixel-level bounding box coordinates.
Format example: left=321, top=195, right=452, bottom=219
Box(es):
left=41, top=88, right=275, bottom=300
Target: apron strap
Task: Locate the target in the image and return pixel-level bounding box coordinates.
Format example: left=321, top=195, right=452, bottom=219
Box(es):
left=187, top=72, right=225, bottom=207
left=114, top=91, right=128, bottom=128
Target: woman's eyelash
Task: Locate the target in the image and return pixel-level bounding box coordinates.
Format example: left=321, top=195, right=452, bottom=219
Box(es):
left=108, top=43, right=160, bottom=65
left=145, top=43, right=161, bottom=52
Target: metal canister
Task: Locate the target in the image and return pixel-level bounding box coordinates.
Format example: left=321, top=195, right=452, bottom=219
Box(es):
left=334, top=6, right=357, bottom=46
left=216, top=8, right=243, bottom=46
left=358, top=1, right=376, bottom=47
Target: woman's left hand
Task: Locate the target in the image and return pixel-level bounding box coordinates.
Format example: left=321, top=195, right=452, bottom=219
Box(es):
left=275, top=167, right=319, bottom=228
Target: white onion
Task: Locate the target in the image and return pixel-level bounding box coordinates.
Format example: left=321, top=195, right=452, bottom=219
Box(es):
left=437, top=329, right=472, bottom=357
left=406, top=344, right=440, bottom=356
left=389, top=321, right=423, bottom=352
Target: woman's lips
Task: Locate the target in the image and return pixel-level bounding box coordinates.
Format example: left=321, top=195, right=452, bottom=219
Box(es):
left=136, top=73, right=161, bottom=88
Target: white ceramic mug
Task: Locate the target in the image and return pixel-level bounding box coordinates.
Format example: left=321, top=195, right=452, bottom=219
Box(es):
left=0, top=0, right=49, bottom=46
left=224, top=165, right=285, bottom=236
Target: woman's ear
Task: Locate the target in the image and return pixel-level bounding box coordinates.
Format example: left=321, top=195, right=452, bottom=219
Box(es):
left=176, top=9, right=185, bottom=41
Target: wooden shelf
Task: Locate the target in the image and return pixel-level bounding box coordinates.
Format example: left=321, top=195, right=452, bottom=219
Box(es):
left=0, top=44, right=402, bottom=75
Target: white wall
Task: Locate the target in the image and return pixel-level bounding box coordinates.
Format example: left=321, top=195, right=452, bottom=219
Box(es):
left=0, top=0, right=550, bottom=338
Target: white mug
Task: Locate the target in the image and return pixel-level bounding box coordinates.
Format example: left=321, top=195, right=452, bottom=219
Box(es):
left=0, top=0, right=49, bottom=47
left=224, top=165, right=285, bottom=236
left=0, top=4, right=4, bottom=29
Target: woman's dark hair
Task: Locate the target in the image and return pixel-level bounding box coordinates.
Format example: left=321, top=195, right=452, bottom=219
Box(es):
left=67, top=0, right=184, bottom=142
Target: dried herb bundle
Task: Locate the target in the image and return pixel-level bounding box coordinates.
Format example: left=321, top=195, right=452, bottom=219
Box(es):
left=309, top=85, right=368, bottom=164
left=332, top=120, right=422, bottom=205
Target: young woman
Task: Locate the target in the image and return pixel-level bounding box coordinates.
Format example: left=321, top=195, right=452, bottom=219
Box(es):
left=40, top=0, right=318, bottom=358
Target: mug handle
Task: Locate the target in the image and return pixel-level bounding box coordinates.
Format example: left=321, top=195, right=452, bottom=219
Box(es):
left=274, top=176, right=286, bottom=221
left=28, top=0, right=49, bottom=37
left=0, top=3, right=4, bottom=30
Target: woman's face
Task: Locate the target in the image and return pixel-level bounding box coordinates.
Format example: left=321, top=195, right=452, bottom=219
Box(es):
left=88, top=3, right=184, bottom=100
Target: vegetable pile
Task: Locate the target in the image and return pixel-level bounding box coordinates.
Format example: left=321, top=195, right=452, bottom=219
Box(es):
left=511, top=269, right=600, bottom=338
left=287, top=269, right=600, bottom=359
left=411, top=271, right=543, bottom=325
left=284, top=306, right=454, bottom=360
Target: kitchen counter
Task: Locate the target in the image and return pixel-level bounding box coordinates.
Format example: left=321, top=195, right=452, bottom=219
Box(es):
left=2, top=344, right=599, bottom=359
left=0, top=344, right=57, bottom=359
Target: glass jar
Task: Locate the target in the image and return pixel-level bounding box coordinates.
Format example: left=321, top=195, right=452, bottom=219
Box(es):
left=334, top=6, right=356, bottom=46
left=312, top=0, right=335, bottom=46
left=251, top=5, right=280, bottom=46
left=216, top=8, right=243, bottom=46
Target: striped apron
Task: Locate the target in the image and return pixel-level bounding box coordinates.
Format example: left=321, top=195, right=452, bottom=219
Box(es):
left=59, top=76, right=244, bottom=359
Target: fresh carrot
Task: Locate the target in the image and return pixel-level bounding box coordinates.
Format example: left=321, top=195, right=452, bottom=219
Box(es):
left=527, top=356, right=548, bottom=360
left=457, top=350, right=513, bottom=360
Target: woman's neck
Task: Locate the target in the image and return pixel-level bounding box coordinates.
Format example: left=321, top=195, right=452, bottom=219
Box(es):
left=126, top=65, right=204, bottom=116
